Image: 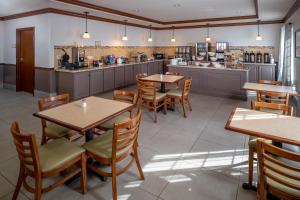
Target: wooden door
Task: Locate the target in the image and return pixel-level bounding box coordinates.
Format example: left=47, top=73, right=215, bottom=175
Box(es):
left=16, top=27, right=35, bottom=94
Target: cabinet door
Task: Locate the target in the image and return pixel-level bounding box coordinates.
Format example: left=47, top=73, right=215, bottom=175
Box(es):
left=247, top=65, right=258, bottom=83
left=115, top=66, right=125, bottom=89
left=157, top=61, right=164, bottom=74
left=259, top=66, right=275, bottom=81
left=74, top=72, right=90, bottom=99
left=133, top=64, right=142, bottom=78
left=141, top=63, right=148, bottom=74
left=147, top=62, right=155, bottom=75
left=154, top=62, right=159, bottom=74
left=124, top=65, right=134, bottom=85
left=89, top=70, right=103, bottom=95
left=103, top=68, right=115, bottom=92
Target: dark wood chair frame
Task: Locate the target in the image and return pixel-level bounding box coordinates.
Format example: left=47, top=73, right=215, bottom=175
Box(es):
left=167, top=77, right=192, bottom=118
left=247, top=101, right=293, bottom=189
left=11, top=122, right=87, bottom=200
left=257, top=139, right=300, bottom=200
left=85, top=109, right=144, bottom=200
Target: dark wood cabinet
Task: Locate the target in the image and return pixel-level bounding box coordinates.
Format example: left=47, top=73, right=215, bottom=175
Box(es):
left=103, top=68, right=115, bottom=92
left=259, top=66, right=276, bottom=81
left=89, top=70, right=103, bottom=95
left=141, top=63, right=148, bottom=74
left=147, top=62, right=155, bottom=75
left=114, top=66, right=125, bottom=89
left=245, top=64, right=276, bottom=83
left=133, top=64, right=142, bottom=78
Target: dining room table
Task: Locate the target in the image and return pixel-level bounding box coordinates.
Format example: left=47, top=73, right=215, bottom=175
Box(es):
left=225, top=107, right=300, bottom=191
left=140, top=74, right=184, bottom=93
left=33, top=96, right=133, bottom=182
left=243, top=82, right=299, bottom=96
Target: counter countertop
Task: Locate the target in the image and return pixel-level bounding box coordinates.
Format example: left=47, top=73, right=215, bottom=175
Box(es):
left=55, top=60, right=165, bottom=73
left=244, top=63, right=276, bottom=66
left=167, top=64, right=249, bottom=72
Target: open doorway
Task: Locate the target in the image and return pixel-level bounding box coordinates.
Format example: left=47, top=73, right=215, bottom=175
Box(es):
left=16, top=27, right=35, bottom=94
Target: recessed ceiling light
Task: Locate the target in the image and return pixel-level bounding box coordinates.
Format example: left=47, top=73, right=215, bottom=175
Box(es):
left=173, top=3, right=181, bottom=8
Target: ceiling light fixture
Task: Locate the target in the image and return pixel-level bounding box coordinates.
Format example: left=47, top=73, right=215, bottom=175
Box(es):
left=256, top=20, right=262, bottom=41
left=171, top=26, right=176, bottom=43
left=122, top=20, right=128, bottom=41
left=82, top=11, right=90, bottom=39
left=206, top=24, right=211, bottom=43
left=148, top=25, right=153, bottom=42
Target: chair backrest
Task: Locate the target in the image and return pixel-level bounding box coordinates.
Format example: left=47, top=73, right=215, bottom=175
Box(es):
left=258, top=80, right=283, bottom=85
left=251, top=101, right=293, bottom=116
left=166, top=71, right=180, bottom=76
left=38, top=94, right=69, bottom=111
left=11, top=122, right=40, bottom=174
left=112, top=109, right=142, bottom=159
left=257, top=91, right=289, bottom=105
left=182, top=77, right=192, bottom=97
left=136, top=73, right=148, bottom=81
left=113, top=90, right=138, bottom=105
left=257, top=139, right=300, bottom=197
left=137, top=80, right=157, bottom=101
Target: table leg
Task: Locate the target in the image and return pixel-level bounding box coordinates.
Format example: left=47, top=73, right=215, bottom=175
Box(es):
left=242, top=182, right=257, bottom=191
left=160, top=83, right=166, bottom=93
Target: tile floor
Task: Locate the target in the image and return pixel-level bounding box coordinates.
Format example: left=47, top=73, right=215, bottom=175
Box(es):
left=0, top=88, right=257, bottom=200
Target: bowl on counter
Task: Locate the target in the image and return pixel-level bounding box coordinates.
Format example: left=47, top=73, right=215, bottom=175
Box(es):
left=196, top=56, right=205, bottom=61
left=199, top=62, right=210, bottom=67
left=212, top=62, right=224, bottom=68
left=208, top=52, right=216, bottom=57
left=210, top=57, right=217, bottom=62
left=199, top=52, right=207, bottom=56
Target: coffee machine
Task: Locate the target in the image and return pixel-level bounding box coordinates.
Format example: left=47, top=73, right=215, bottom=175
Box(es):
left=72, top=47, right=86, bottom=68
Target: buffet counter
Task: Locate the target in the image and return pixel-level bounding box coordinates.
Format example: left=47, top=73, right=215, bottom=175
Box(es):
left=168, top=64, right=249, bottom=100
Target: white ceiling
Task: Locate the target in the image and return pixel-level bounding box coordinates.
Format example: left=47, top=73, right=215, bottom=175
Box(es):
left=0, top=0, right=296, bottom=26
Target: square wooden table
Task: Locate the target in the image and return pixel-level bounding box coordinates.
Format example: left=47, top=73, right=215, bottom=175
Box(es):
left=225, top=107, right=300, bottom=146
left=34, top=96, right=133, bottom=141
left=140, top=74, right=184, bottom=92
left=243, top=82, right=299, bottom=96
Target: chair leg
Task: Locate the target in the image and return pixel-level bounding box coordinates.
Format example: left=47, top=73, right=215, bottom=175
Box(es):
left=153, top=105, right=157, bottom=123
left=41, top=133, right=47, bottom=145
left=111, top=161, right=117, bottom=200
left=80, top=154, right=87, bottom=194
left=163, top=98, right=167, bottom=115
left=34, top=176, right=42, bottom=200
left=187, top=98, right=192, bottom=111
left=133, top=144, right=145, bottom=180
left=12, top=164, right=25, bottom=200
left=248, top=147, right=254, bottom=187
left=181, top=99, right=187, bottom=118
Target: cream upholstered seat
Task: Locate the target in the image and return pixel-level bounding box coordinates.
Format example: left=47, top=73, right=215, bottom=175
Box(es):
left=166, top=89, right=182, bottom=97
left=44, top=122, right=75, bottom=139
left=98, top=114, right=130, bottom=131
left=142, top=92, right=167, bottom=101
left=83, top=130, right=132, bottom=159
left=38, top=138, right=85, bottom=172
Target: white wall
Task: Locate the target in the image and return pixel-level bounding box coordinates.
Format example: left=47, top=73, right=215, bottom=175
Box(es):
left=0, top=21, right=4, bottom=63
left=3, top=14, right=51, bottom=67
left=154, top=24, right=281, bottom=60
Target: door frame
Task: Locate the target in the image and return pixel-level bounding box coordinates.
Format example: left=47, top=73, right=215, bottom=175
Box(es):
left=16, top=27, right=35, bottom=93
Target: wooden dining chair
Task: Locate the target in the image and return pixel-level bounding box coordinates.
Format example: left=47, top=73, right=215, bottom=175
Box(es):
left=165, top=71, right=181, bottom=90
left=257, top=79, right=288, bottom=105
left=137, top=79, right=167, bottom=123
left=98, top=90, right=138, bottom=130
left=257, top=139, right=300, bottom=200
left=166, top=77, right=192, bottom=118
left=11, top=122, right=87, bottom=200
left=83, top=109, right=144, bottom=200
left=38, top=94, right=81, bottom=144
left=246, top=101, right=293, bottom=189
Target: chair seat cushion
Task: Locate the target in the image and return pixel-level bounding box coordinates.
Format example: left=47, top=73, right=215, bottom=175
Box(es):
left=83, top=130, right=132, bottom=159
left=248, top=136, right=271, bottom=149
left=165, top=84, right=179, bottom=90
left=266, top=159, right=300, bottom=198
left=143, top=92, right=166, bottom=101
left=167, top=89, right=182, bottom=97
left=260, top=108, right=284, bottom=115
left=39, top=138, right=85, bottom=172
left=100, top=113, right=131, bottom=129
left=45, top=122, right=72, bottom=139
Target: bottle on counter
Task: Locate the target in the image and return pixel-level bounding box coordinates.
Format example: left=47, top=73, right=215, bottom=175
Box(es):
left=244, top=51, right=250, bottom=63
left=256, top=52, right=262, bottom=63
left=270, top=54, right=275, bottom=64
left=250, top=51, right=256, bottom=63
left=264, top=53, right=270, bottom=63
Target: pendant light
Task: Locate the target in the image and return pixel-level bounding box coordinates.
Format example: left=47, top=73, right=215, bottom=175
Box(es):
left=82, top=12, right=90, bottom=39
left=122, top=20, right=128, bottom=41
left=148, top=25, right=153, bottom=42
left=256, top=20, right=262, bottom=41
left=206, top=24, right=211, bottom=42
left=171, top=26, right=176, bottom=43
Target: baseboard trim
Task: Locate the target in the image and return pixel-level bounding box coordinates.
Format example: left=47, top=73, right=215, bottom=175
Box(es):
left=3, top=83, right=16, bottom=90
left=34, top=90, right=57, bottom=98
